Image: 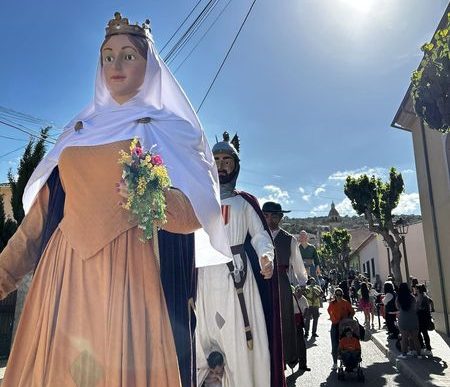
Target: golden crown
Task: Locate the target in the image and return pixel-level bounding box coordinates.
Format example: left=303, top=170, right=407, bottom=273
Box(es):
left=105, top=12, right=151, bottom=38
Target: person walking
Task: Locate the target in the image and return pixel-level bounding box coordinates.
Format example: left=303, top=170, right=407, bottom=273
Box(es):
left=358, top=282, right=372, bottom=327
left=396, top=283, right=423, bottom=359
left=416, top=284, right=433, bottom=356
left=298, top=231, right=320, bottom=279
left=263, top=201, right=308, bottom=370
left=327, top=288, right=355, bottom=370
left=293, top=286, right=311, bottom=371
left=382, top=281, right=399, bottom=339
left=304, top=277, right=322, bottom=339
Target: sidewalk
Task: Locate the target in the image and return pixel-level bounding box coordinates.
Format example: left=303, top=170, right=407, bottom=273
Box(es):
left=368, top=317, right=450, bottom=387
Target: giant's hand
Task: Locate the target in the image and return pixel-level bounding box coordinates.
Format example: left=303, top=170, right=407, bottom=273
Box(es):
left=260, top=255, right=273, bottom=280
left=116, top=179, right=129, bottom=203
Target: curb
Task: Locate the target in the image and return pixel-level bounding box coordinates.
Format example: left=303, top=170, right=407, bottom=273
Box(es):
left=370, top=333, right=430, bottom=387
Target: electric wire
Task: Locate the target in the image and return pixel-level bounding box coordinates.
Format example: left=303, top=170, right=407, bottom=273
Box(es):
left=174, top=0, right=233, bottom=74
left=0, top=134, right=26, bottom=142
left=0, top=145, right=28, bottom=160
left=164, top=0, right=221, bottom=64
left=166, top=1, right=220, bottom=66
left=196, top=0, right=257, bottom=113
left=0, top=120, right=56, bottom=145
left=159, top=0, right=203, bottom=54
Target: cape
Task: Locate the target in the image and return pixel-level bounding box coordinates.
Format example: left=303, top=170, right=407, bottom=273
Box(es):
left=235, top=190, right=286, bottom=387
left=38, top=168, right=196, bottom=387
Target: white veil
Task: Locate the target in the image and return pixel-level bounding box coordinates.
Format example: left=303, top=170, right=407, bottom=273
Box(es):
left=22, top=32, right=232, bottom=267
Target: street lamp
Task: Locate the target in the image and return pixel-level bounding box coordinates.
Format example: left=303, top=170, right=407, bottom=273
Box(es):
left=395, top=218, right=410, bottom=283
left=382, top=239, right=392, bottom=276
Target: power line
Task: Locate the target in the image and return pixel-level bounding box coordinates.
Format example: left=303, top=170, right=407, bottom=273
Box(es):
left=0, top=145, right=27, bottom=160
left=160, top=0, right=204, bottom=54
left=168, top=0, right=225, bottom=67
left=164, top=0, right=221, bottom=64
left=0, top=120, right=56, bottom=145
left=0, top=134, right=26, bottom=142
left=196, top=0, right=258, bottom=113
left=174, top=0, right=233, bottom=74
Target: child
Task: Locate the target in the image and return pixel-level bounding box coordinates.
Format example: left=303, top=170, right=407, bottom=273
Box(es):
left=203, top=351, right=225, bottom=387
left=338, top=327, right=361, bottom=370
left=293, top=285, right=311, bottom=371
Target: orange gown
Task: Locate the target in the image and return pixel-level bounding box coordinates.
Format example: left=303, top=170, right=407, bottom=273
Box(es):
left=0, top=140, right=200, bottom=386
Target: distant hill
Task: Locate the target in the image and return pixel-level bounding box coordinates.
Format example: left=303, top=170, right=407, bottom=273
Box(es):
left=282, top=214, right=422, bottom=235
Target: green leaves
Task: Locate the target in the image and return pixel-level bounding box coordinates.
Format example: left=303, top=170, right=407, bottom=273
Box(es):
left=8, top=127, right=49, bottom=226
left=412, top=20, right=450, bottom=133
left=344, top=168, right=404, bottom=230
left=320, top=227, right=352, bottom=276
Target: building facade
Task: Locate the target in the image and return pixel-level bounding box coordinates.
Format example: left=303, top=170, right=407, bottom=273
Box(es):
left=350, top=223, right=429, bottom=287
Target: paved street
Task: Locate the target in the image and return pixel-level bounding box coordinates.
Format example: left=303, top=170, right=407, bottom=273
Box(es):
left=285, top=303, right=411, bottom=386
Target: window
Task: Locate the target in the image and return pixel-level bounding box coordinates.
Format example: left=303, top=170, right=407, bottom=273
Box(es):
left=371, top=258, right=375, bottom=277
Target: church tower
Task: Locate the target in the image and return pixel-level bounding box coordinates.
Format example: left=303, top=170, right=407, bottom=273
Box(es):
left=328, top=201, right=341, bottom=224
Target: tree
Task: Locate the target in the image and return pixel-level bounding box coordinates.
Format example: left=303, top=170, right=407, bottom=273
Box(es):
left=344, top=167, right=405, bottom=283
left=1, top=127, right=49, bottom=252
left=319, top=228, right=351, bottom=279
left=0, top=194, right=17, bottom=251
left=8, top=127, right=49, bottom=226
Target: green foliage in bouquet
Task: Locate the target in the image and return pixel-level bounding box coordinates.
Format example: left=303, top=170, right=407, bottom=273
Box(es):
left=119, top=138, right=171, bottom=241
left=411, top=13, right=450, bottom=133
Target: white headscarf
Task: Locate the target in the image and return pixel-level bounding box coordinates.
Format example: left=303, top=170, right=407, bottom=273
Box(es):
left=23, top=31, right=232, bottom=267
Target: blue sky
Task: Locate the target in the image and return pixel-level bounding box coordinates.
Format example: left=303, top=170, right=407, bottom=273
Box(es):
left=1, top=0, right=448, bottom=217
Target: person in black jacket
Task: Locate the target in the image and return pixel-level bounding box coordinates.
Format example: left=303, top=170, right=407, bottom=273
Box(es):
left=382, top=281, right=399, bottom=339
left=416, top=284, right=433, bottom=356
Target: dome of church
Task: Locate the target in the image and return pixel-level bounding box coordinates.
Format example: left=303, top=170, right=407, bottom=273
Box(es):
left=328, top=202, right=340, bottom=223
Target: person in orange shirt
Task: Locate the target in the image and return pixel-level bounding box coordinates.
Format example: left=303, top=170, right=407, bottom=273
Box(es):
left=338, top=328, right=361, bottom=370
left=327, top=288, right=355, bottom=369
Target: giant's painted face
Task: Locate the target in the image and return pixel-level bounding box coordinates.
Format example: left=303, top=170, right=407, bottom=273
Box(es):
left=102, top=34, right=147, bottom=104
left=214, top=152, right=236, bottom=184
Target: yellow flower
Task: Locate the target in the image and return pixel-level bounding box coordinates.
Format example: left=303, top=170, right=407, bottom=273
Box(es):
left=421, top=42, right=434, bottom=52
left=439, top=29, right=449, bottom=38
left=118, top=150, right=132, bottom=164
left=137, top=176, right=147, bottom=196
left=130, top=137, right=139, bottom=152
left=151, top=165, right=171, bottom=187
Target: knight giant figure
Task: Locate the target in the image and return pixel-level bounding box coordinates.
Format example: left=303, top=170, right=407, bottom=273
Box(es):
left=195, top=132, right=286, bottom=387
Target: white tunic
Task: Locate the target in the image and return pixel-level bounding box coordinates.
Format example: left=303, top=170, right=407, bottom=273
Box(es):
left=196, top=195, right=274, bottom=387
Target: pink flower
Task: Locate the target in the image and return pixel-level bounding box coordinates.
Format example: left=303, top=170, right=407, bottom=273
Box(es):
left=151, top=155, right=163, bottom=166
left=134, top=146, right=143, bottom=157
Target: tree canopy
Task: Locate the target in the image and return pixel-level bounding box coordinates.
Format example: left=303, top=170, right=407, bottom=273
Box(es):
left=319, top=227, right=351, bottom=277
left=344, top=167, right=406, bottom=282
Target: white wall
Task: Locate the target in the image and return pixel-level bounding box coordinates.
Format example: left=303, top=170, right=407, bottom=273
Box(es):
left=357, top=222, right=429, bottom=287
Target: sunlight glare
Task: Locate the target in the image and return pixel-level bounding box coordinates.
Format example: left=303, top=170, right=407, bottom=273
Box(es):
left=339, top=0, right=377, bottom=15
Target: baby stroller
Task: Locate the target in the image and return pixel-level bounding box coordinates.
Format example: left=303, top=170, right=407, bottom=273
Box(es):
left=337, top=318, right=365, bottom=382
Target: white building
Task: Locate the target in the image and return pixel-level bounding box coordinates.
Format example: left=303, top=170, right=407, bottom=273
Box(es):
left=350, top=222, right=429, bottom=287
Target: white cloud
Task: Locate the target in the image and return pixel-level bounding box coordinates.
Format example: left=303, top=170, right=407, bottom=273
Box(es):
left=328, top=167, right=386, bottom=181
left=310, top=203, right=329, bottom=216
left=298, top=187, right=305, bottom=194
left=401, top=169, right=415, bottom=174
left=314, top=186, right=326, bottom=196
left=392, top=192, right=421, bottom=215
left=258, top=185, right=292, bottom=206
left=335, top=198, right=357, bottom=216
left=302, top=194, right=311, bottom=202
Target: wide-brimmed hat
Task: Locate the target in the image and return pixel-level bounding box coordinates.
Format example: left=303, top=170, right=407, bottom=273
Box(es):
left=262, top=201, right=291, bottom=213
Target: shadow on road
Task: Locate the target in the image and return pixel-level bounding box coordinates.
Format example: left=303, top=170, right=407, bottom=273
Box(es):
left=316, top=361, right=408, bottom=386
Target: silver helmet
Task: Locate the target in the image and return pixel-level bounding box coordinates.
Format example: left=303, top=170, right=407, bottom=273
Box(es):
left=212, top=132, right=240, bottom=161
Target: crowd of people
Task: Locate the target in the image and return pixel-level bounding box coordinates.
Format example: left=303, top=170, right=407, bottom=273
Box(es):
left=0, top=11, right=436, bottom=387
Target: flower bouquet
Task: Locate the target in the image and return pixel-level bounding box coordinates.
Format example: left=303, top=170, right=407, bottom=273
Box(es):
left=118, top=138, right=171, bottom=240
